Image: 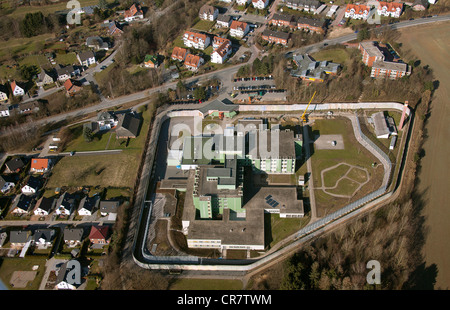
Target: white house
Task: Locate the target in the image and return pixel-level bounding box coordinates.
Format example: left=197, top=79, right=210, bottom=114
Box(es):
left=0, top=105, right=9, bottom=117
left=124, top=3, right=144, bottom=22
left=77, top=50, right=96, bottom=67
left=0, top=85, right=9, bottom=102
left=377, top=2, right=403, bottom=18
left=211, top=38, right=232, bottom=64
left=32, top=229, right=55, bottom=248
left=10, top=194, right=34, bottom=215
left=55, top=193, right=76, bottom=216
left=229, top=20, right=250, bottom=38
left=77, top=196, right=100, bottom=216
left=55, top=262, right=79, bottom=290
left=33, top=197, right=56, bottom=216
left=199, top=4, right=219, bottom=21
left=184, top=54, right=205, bottom=71
left=183, top=31, right=211, bottom=50
left=0, top=176, right=14, bottom=193
left=21, top=176, right=41, bottom=195
left=216, top=14, right=232, bottom=28
left=97, top=111, right=118, bottom=130
left=252, top=0, right=269, bottom=9
left=344, top=4, right=371, bottom=20
left=10, top=81, right=25, bottom=97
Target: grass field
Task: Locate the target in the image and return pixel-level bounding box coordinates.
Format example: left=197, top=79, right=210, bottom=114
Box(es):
left=399, top=21, right=450, bottom=289
left=0, top=257, right=47, bottom=290
left=1, top=0, right=99, bottom=19
left=310, top=117, right=383, bottom=216
left=310, top=47, right=350, bottom=64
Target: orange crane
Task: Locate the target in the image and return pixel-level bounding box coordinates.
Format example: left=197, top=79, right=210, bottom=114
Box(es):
left=301, top=91, right=317, bottom=123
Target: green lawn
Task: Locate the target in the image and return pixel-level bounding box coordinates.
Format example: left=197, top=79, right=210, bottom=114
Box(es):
left=310, top=48, right=350, bottom=64
left=55, top=52, right=78, bottom=66
left=0, top=257, right=48, bottom=290
left=265, top=214, right=310, bottom=249
left=310, top=117, right=384, bottom=215
left=191, top=20, right=216, bottom=32
left=3, top=0, right=99, bottom=19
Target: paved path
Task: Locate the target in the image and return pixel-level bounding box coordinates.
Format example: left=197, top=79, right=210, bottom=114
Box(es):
left=317, top=162, right=370, bottom=199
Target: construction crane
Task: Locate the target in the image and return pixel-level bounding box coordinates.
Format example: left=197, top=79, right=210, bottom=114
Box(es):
left=301, top=91, right=317, bottom=123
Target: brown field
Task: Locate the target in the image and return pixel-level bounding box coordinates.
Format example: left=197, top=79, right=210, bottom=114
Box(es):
left=399, top=21, right=450, bottom=289
left=47, top=152, right=141, bottom=189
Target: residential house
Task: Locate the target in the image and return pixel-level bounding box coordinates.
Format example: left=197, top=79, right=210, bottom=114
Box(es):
left=377, top=2, right=403, bottom=18
left=33, top=196, right=56, bottom=216
left=86, top=36, right=109, bottom=50
left=99, top=200, right=120, bottom=217
left=10, top=81, right=25, bottom=97
left=252, top=0, right=269, bottom=9
left=10, top=194, right=34, bottom=215
left=97, top=111, right=118, bottom=130
left=77, top=50, right=96, bottom=67
left=32, top=229, right=55, bottom=248
left=0, top=176, right=15, bottom=193
left=270, top=13, right=296, bottom=28
left=412, top=0, right=429, bottom=11
left=199, top=4, right=219, bottom=21
left=4, top=157, right=25, bottom=173
left=55, top=192, right=76, bottom=216
left=359, top=41, right=385, bottom=66
left=115, top=112, right=141, bottom=139
left=64, top=227, right=84, bottom=247
left=78, top=195, right=100, bottom=216
left=36, top=69, right=54, bottom=87
left=344, top=4, right=371, bottom=20
left=143, top=55, right=160, bottom=68
left=230, top=20, right=250, bottom=38
left=0, top=84, right=8, bottom=102
left=107, top=21, right=123, bottom=36
left=216, top=14, right=232, bottom=28
left=21, top=176, right=41, bottom=195
left=55, top=65, right=80, bottom=82
left=184, top=54, right=204, bottom=71
left=124, top=3, right=144, bottom=22
left=89, top=225, right=110, bottom=245
left=0, top=105, right=10, bottom=117
left=211, top=37, right=232, bottom=64
left=285, top=0, right=321, bottom=12
left=30, top=158, right=50, bottom=173
left=296, top=17, right=325, bottom=34
left=183, top=31, right=211, bottom=50
left=171, top=46, right=189, bottom=62
left=10, top=230, right=31, bottom=248
left=261, top=29, right=290, bottom=46
left=64, top=79, right=83, bottom=96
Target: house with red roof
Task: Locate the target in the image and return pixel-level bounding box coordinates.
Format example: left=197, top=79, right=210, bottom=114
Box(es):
left=377, top=2, right=403, bottom=18
left=344, top=4, right=371, bottom=20
left=89, top=225, right=110, bottom=245
left=64, top=79, right=82, bottom=96
left=183, top=31, right=211, bottom=50
left=171, top=46, right=189, bottom=62
left=124, top=3, right=144, bottom=22
left=184, top=54, right=204, bottom=71
left=211, top=37, right=232, bottom=64
left=230, top=20, right=249, bottom=38
left=30, top=158, right=51, bottom=173
left=10, top=80, right=25, bottom=97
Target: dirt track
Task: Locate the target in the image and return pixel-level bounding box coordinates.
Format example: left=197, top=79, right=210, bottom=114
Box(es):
left=399, top=21, right=450, bottom=289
